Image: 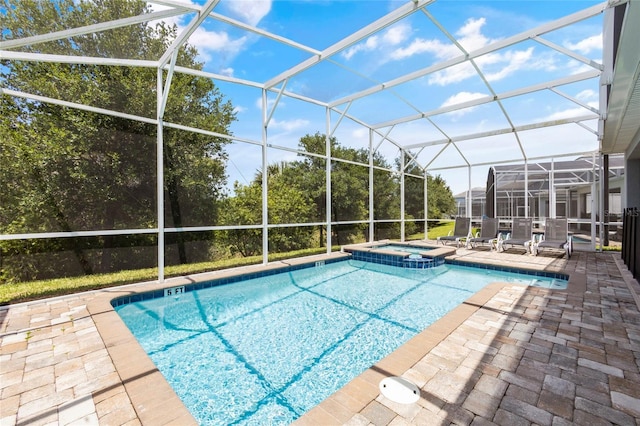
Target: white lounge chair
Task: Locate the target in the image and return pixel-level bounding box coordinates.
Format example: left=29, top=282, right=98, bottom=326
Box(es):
left=499, top=217, right=533, bottom=254
left=437, top=217, right=471, bottom=248
left=533, top=218, right=572, bottom=258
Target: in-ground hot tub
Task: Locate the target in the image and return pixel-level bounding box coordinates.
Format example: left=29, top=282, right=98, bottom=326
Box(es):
left=341, top=240, right=456, bottom=269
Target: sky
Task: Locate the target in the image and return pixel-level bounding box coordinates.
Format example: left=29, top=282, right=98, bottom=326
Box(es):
left=148, top=0, right=604, bottom=195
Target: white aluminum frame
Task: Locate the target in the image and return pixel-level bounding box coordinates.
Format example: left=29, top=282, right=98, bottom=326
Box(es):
left=0, top=0, right=619, bottom=283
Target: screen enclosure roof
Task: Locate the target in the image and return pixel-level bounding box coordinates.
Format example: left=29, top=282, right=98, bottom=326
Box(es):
left=2, top=0, right=635, bottom=175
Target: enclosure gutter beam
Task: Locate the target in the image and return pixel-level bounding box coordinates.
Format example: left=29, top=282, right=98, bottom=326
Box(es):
left=0, top=8, right=188, bottom=49
left=264, top=0, right=435, bottom=90
left=261, top=89, right=269, bottom=265
left=157, top=69, right=165, bottom=283
left=326, top=108, right=333, bottom=253
left=0, top=50, right=264, bottom=92
left=1, top=88, right=158, bottom=125
left=158, top=0, right=220, bottom=68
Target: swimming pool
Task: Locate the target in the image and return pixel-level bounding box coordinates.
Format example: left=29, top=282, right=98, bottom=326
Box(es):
left=114, top=259, right=566, bottom=425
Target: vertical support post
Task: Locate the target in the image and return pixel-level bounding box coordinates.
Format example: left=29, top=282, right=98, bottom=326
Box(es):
left=467, top=165, right=472, bottom=219
left=591, top=152, right=597, bottom=251
left=603, top=154, right=610, bottom=247
left=550, top=158, right=556, bottom=218
left=325, top=108, right=332, bottom=253
left=156, top=68, right=165, bottom=283
left=369, top=128, right=374, bottom=242
left=524, top=160, right=529, bottom=218
left=400, top=150, right=405, bottom=242
left=424, top=171, right=429, bottom=241
left=261, top=89, right=269, bottom=264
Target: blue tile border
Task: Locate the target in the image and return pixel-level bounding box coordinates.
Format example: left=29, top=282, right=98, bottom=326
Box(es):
left=444, top=258, right=569, bottom=281
left=110, top=256, right=346, bottom=308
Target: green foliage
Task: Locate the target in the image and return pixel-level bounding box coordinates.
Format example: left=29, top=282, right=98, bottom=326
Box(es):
left=1, top=0, right=235, bottom=282
left=401, top=162, right=456, bottom=220
left=213, top=132, right=459, bottom=256
left=220, top=170, right=315, bottom=257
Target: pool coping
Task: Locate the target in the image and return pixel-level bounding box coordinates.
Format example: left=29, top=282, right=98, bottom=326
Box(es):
left=87, top=250, right=585, bottom=425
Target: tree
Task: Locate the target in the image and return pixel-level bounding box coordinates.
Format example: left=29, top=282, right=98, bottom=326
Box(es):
left=0, top=0, right=235, bottom=282
left=220, top=167, right=314, bottom=257
left=279, top=132, right=404, bottom=244
left=397, top=161, right=456, bottom=221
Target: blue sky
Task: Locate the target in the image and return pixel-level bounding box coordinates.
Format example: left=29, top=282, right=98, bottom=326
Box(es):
left=150, top=0, right=604, bottom=194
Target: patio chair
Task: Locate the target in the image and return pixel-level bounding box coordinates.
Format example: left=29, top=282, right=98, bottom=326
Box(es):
left=533, top=217, right=572, bottom=258
left=498, top=217, right=533, bottom=254
left=437, top=217, right=471, bottom=248
left=467, top=217, right=500, bottom=250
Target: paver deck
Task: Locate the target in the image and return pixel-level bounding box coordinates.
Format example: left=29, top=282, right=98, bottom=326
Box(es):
left=1, top=248, right=639, bottom=425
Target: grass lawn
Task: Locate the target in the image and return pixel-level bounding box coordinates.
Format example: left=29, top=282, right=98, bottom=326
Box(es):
left=0, top=247, right=338, bottom=305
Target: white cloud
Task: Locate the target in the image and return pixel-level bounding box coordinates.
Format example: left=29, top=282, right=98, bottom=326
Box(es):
left=372, top=17, right=554, bottom=87
left=147, top=1, right=248, bottom=67
left=225, top=0, right=272, bottom=26
left=576, top=89, right=597, bottom=101
left=480, top=47, right=535, bottom=81
left=341, top=23, right=410, bottom=60
left=270, top=118, right=309, bottom=132
left=564, top=33, right=602, bottom=54
left=439, top=91, right=487, bottom=118
left=220, top=67, right=235, bottom=77
left=233, top=105, right=247, bottom=114
left=456, top=17, right=493, bottom=52
left=188, top=28, right=247, bottom=62
left=427, top=62, right=476, bottom=86
left=391, top=38, right=453, bottom=61
left=392, top=18, right=491, bottom=62
left=441, top=91, right=487, bottom=108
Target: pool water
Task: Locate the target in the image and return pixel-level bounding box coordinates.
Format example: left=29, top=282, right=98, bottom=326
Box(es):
left=370, top=244, right=432, bottom=254
left=115, top=260, right=566, bottom=425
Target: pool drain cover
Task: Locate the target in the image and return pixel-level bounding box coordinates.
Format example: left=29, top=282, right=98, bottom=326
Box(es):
left=379, top=377, right=420, bottom=404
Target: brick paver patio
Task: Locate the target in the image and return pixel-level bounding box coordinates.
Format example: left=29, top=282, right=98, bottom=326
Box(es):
left=1, top=249, right=639, bottom=425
